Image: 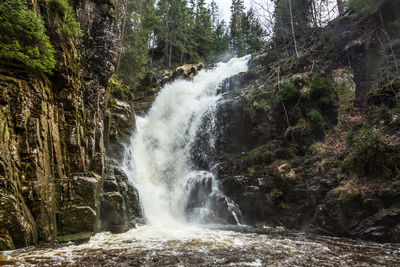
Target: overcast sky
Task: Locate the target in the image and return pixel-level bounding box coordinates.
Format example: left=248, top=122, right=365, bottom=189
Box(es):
left=206, top=0, right=253, bottom=23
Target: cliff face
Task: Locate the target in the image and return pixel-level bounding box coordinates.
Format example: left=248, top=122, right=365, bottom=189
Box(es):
left=216, top=0, right=400, bottom=243
left=0, top=0, right=141, bottom=250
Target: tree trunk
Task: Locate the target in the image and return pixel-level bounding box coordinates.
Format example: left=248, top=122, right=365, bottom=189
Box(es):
left=337, top=0, right=345, bottom=15
left=169, top=39, right=173, bottom=68
left=288, top=0, right=299, bottom=58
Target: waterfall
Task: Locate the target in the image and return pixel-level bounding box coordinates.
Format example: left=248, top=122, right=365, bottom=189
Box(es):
left=122, top=56, right=250, bottom=226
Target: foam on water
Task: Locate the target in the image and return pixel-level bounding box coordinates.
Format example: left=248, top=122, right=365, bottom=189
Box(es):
left=2, top=225, right=400, bottom=266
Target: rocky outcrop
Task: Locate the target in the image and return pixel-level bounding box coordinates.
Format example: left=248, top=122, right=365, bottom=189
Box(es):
left=133, top=63, right=205, bottom=113
left=101, top=159, right=142, bottom=233
left=0, top=0, right=125, bottom=250
left=216, top=1, right=400, bottom=243
left=55, top=173, right=102, bottom=239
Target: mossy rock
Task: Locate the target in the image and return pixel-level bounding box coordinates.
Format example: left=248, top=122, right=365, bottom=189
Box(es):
left=333, top=184, right=361, bottom=204
left=55, top=231, right=94, bottom=243
left=0, top=232, right=15, bottom=250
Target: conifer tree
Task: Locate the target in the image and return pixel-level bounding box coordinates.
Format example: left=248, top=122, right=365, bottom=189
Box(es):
left=211, top=20, right=231, bottom=60
left=230, top=1, right=265, bottom=56
left=230, top=0, right=246, bottom=56
left=156, top=0, right=193, bottom=67
left=191, top=0, right=214, bottom=62
left=242, top=9, right=265, bottom=54
left=116, top=0, right=156, bottom=89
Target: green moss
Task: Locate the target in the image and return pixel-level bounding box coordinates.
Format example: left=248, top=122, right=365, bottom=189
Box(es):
left=44, top=85, right=52, bottom=100
left=393, top=106, right=400, bottom=115
left=108, top=0, right=116, bottom=9
left=48, top=0, right=83, bottom=38
left=334, top=72, right=355, bottom=128
left=0, top=233, right=15, bottom=250
left=0, top=0, right=55, bottom=74
left=109, top=74, right=129, bottom=100
left=247, top=166, right=256, bottom=175
left=55, top=231, right=94, bottom=243
left=319, top=29, right=338, bottom=52
left=309, top=142, right=324, bottom=155
left=0, top=74, right=21, bottom=86
left=250, top=143, right=273, bottom=157
left=295, top=117, right=307, bottom=128
left=48, top=0, right=69, bottom=16
left=270, top=188, right=284, bottom=200
left=73, top=111, right=83, bottom=123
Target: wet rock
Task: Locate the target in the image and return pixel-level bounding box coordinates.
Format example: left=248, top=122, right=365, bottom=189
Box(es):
left=350, top=206, right=400, bottom=243
left=100, top=161, right=143, bottom=233
left=0, top=190, right=37, bottom=249
left=0, top=0, right=132, bottom=249
left=106, top=99, right=134, bottom=162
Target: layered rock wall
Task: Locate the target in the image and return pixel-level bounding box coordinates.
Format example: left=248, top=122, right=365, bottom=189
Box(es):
left=0, top=0, right=139, bottom=250
left=216, top=1, right=400, bottom=243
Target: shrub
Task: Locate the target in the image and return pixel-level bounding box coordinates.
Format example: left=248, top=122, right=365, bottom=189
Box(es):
left=49, top=0, right=69, bottom=16
left=253, top=98, right=271, bottom=111
left=109, top=74, right=129, bottom=100
left=345, top=130, right=355, bottom=146
left=275, top=81, right=300, bottom=108
left=348, top=0, right=379, bottom=20
left=333, top=184, right=361, bottom=203
left=48, top=0, right=82, bottom=38
left=373, top=104, right=391, bottom=122
left=307, top=109, right=327, bottom=130
left=0, top=0, right=55, bottom=74
left=308, top=74, right=333, bottom=106
left=344, top=127, right=396, bottom=179
left=320, top=29, right=338, bottom=52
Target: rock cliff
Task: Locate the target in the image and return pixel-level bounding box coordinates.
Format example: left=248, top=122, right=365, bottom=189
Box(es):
left=216, top=0, right=400, bottom=243
left=0, top=0, right=140, bottom=250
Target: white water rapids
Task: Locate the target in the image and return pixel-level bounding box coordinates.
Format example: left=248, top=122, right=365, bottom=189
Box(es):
left=2, top=57, right=400, bottom=266
left=122, top=56, right=249, bottom=226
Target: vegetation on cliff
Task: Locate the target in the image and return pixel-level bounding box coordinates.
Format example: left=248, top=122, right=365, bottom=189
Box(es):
left=216, top=0, right=400, bottom=242
left=0, top=0, right=55, bottom=74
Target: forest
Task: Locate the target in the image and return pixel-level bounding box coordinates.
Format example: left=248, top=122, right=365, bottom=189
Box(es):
left=1, top=0, right=400, bottom=265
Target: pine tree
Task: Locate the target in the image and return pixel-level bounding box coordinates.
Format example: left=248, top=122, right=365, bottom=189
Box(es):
left=211, top=20, right=231, bottom=60
left=230, top=0, right=246, bottom=56
left=116, top=0, right=156, bottom=89
left=230, top=1, right=265, bottom=56
left=156, top=0, right=193, bottom=67
left=192, top=0, right=214, bottom=62
left=209, top=0, right=219, bottom=29
left=242, top=9, right=265, bottom=54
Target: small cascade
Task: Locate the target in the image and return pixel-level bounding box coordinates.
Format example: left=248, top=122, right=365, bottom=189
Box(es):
left=122, top=56, right=250, bottom=226
left=182, top=171, right=244, bottom=224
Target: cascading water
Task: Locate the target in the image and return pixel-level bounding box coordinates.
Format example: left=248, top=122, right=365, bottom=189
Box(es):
left=122, top=56, right=250, bottom=226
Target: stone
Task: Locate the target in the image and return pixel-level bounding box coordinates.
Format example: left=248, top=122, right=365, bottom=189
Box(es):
left=55, top=173, right=102, bottom=236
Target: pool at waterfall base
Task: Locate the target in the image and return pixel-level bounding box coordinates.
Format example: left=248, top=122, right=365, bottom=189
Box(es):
left=1, top=224, right=399, bottom=266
